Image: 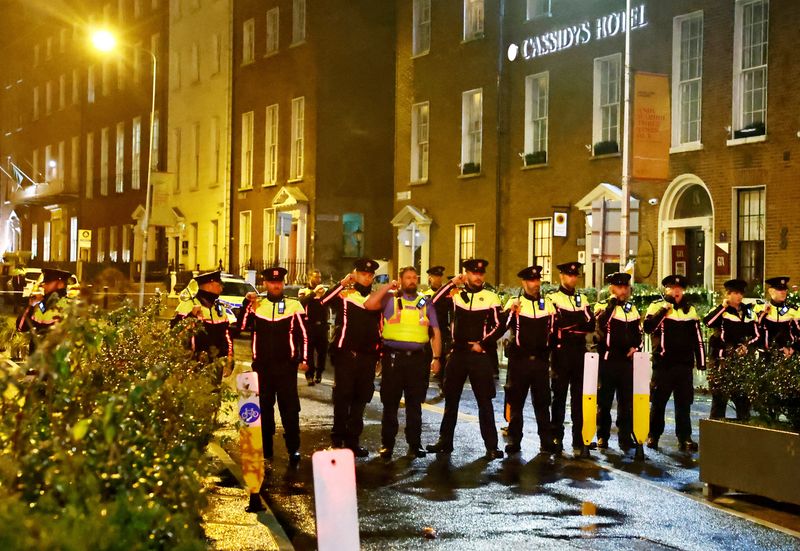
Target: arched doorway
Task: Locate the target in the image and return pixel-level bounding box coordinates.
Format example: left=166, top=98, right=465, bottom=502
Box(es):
left=658, top=176, right=714, bottom=288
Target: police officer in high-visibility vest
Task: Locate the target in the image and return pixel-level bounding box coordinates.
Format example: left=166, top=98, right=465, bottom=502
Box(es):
left=549, top=261, right=595, bottom=455
left=320, top=258, right=383, bottom=457
left=365, top=266, right=442, bottom=459
left=503, top=265, right=556, bottom=455
left=426, top=258, right=506, bottom=460
left=644, top=274, right=705, bottom=452
left=593, top=272, right=641, bottom=452
left=423, top=265, right=452, bottom=399
left=755, top=276, right=799, bottom=354
left=240, top=267, right=309, bottom=464
left=170, top=270, right=233, bottom=379
left=16, top=268, right=71, bottom=354
left=704, top=278, right=759, bottom=422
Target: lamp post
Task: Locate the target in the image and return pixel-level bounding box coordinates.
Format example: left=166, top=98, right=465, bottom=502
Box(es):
left=91, top=29, right=157, bottom=308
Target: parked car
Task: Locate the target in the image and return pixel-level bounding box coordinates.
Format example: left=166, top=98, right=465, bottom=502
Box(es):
left=24, top=269, right=81, bottom=299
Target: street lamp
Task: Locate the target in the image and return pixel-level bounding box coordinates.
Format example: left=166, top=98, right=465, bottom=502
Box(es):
left=90, top=28, right=157, bottom=309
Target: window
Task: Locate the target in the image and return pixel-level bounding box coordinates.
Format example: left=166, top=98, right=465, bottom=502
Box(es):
left=210, top=34, right=220, bottom=75
left=60, top=28, right=68, bottom=53
left=70, top=135, right=79, bottom=189
left=463, top=0, right=484, bottom=41
left=736, top=187, right=765, bottom=286
left=170, top=50, right=181, bottom=90
left=263, top=208, right=275, bottom=262
left=461, top=89, right=482, bottom=173
left=86, top=131, right=94, bottom=198
left=292, top=0, right=306, bottom=44
left=109, top=225, right=118, bottom=262
left=43, top=222, right=51, bottom=262
left=239, top=211, right=252, bottom=266
left=243, top=18, right=255, bottom=64
left=528, top=218, right=552, bottom=278
left=45, top=81, right=53, bottom=115
left=72, top=69, right=79, bottom=105
left=87, top=65, right=96, bottom=103
left=117, top=55, right=126, bottom=90
left=69, top=217, right=78, bottom=262
left=132, top=116, right=142, bottom=189
left=102, top=60, right=110, bottom=96
left=122, top=225, right=131, bottom=262
left=31, top=224, right=38, bottom=259
left=191, top=122, right=200, bottom=189
left=411, top=102, right=429, bottom=182
left=593, top=53, right=621, bottom=154
left=290, top=97, right=304, bottom=180
left=342, top=213, right=364, bottom=258
left=46, top=37, right=53, bottom=59
left=527, top=0, right=551, bottom=19
left=264, top=104, right=279, bottom=185
left=210, top=220, right=220, bottom=266
left=33, top=44, right=40, bottom=66
left=190, top=42, right=199, bottom=83
left=115, top=121, right=125, bottom=192
left=210, top=116, right=220, bottom=184
left=57, top=141, right=65, bottom=181
left=33, top=86, right=40, bottom=120
left=733, top=0, right=768, bottom=137
left=172, top=127, right=181, bottom=191
left=240, top=111, right=254, bottom=188
left=59, top=74, right=66, bottom=110
left=97, top=227, right=106, bottom=262
left=33, top=149, right=39, bottom=181
left=266, top=8, right=280, bottom=55
left=672, top=12, right=703, bottom=147
left=412, top=0, right=431, bottom=56
left=45, top=144, right=55, bottom=181
left=455, top=224, right=475, bottom=269
left=151, top=110, right=160, bottom=170
left=524, top=72, right=549, bottom=164
left=100, top=127, right=109, bottom=196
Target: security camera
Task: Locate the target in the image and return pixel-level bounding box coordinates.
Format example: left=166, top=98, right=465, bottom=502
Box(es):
left=648, top=198, right=659, bottom=206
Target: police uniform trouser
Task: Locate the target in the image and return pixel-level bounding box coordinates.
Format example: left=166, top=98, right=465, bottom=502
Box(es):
left=597, top=358, right=634, bottom=445
left=331, top=350, right=377, bottom=447
left=505, top=354, right=552, bottom=448
left=254, top=361, right=301, bottom=457
left=438, top=349, right=498, bottom=450
left=649, top=359, right=694, bottom=441
left=380, top=349, right=430, bottom=448
left=306, top=323, right=329, bottom=381
left=551, top=342, right=586, bottom=448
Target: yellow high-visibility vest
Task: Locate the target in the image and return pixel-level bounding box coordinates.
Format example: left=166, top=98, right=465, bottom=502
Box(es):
left=382, top=295, right=430, bottom=344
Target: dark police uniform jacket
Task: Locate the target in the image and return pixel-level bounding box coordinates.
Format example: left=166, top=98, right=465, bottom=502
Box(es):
left=643, top=299, right=705, bottom=367
left=431, top=281, right=505, bottom=352
left=321, top=282, right=382, bottom=355
left=171, top=296, right=233, bottom=360
left=240, top=295, right=308, bottom=365
left=594, top=298, right=642, bottom=361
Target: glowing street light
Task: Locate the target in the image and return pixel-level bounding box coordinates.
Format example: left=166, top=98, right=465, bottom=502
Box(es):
left=91, top=29, right=117, bottom=53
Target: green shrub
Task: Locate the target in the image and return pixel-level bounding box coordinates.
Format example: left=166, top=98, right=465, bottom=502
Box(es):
left=0, top=299, right=221, bottom=549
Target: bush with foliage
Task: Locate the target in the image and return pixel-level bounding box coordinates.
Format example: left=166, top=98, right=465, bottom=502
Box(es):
left=0, top=299, right=222, bottom=550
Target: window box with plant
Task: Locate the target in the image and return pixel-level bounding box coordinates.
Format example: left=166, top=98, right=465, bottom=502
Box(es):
left=461, top=162, right=480, bottom=175
left=593, top=140, right=619, bottom=156
left=524, top=151, right=547, bottom=166
left=733, top=121, right=765, bottom=140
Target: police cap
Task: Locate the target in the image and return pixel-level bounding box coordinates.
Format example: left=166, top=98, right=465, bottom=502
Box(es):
left=353, top=258, right=379, bottom=273
left=661, top=274, right=688, bottom=288
left=723, top=278, right=748, bottom=294
left=194, top=270, right=222, bottom=285
left=766, top=276, right=790, bottom=290
left=42, top=268, right=72, bottom=284
left=517, top=265, right=543, bottom=281
left=556, top=261, right=582, bottom=276
left=261, top=267, right=288, bottom=282
left=462, top=258, right=489, bottom=273
left=606, top=272, right=632, bottom=286
left=427, top=265, right=446, bottom=276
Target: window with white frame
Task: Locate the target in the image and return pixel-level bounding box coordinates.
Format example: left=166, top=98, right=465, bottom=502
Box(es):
left=463, top=0, right=484, bottom=41
left=733, top=0, right=768, bottom=136
left=593, top=53, right=621, bottom=154
left=190, top=42, right=199, bottom=82
left=115, top=121, right=124, bottom=193
left=191, top=122, right=200, bottom=189
left=210, top=116, right=220, bottom=184
left=290, top=97, right=304, bottom=180
left=32, top=149, right=39, bottom=181
left=45, top=144, right=55, bottom=181
left=97, top=226, right=105, bottom=262
left=33, top=86, right=39, bottom=120
left=86, top=131, right=94, bottom=199
left=527, top=0, right=551, bottom=19
left=69, top=216, right=78, bottom=262
left=736, top=187, right=765, bottom=286
left=72, top=69, right=79, bottom=104
left=411, top=101, right=429, bottom=182
left=263, top=208, right=276, bottom=263
left=70, top=135, right=79, bottom=189
left=524, top=72, right=548, bottom=164
left=31, top=224, right=38, bottom=259
left=87, top=65, right=96, bottom=103
left=265, top=104, right=279, bottom=185
left=528, top=218, right=552, bottom=278
left=239, top=210, right=252, bottom=266
left=132, top=116, right=141, bottom=189
left=461, top=89, right=482, bottom=173
left=672, top=12, right=703, bottom=147
left=266, top=8, right=280, bottom=55
left=122, top=225, right=131, bottom=262
left=210, top=34, right=220, bottom=75
left=59, top=74, right=66, bottom=110
left=45, top=81, right=52, bottom=115
left=412, top=0, right=431, bottom=56
left=455, top=224, right=475, bottom=270
left=109, top=225, right=118, bottom=262
left=292, top=0, right=306, bottom=44
left=243, top=18, right=255, bottom=64
left=57, top=141, right=65, bottom=182
left=240, top=111, right=254, bottom=188
left=43, top=222, right=51, bottom=262
left=100, top=127, right=109, bottom=196
left=151, top=110, right=160, bottom=169
left=210, top=220, right=219, bottom=266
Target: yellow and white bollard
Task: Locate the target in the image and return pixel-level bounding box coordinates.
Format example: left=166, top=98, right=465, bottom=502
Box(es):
left=237, top=371, right=265, bottom=512
left=581, top=352, right=600, bottom=457
left=632, top=352, right=653, bottom=461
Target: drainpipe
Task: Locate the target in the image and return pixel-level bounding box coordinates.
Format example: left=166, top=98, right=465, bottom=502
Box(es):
left=494, top=0, right=507, bottom=286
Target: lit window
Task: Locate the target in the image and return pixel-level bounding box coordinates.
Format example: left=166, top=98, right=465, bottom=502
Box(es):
left=529, top=218, right=552, bottom=279
left=239, top=210, right=252, bottom=268
left=290, top=97, right=304, bottom=180
left=455, top=224, right=475, bottom=270
left=100, top=127, right=110, bottom=196
left=463, top=0, right=484, bottom=41
left=132, top=117, right=142, bottom=189
left=266, top=8, right=280, bottom=55
left=736, top=187, right=765, bottom=287
left=412, top=0, right=431, bottom=56
left=524, top=72, right=548, bottom=165
left=265, top=104, right=279, bottom=185
left=593, top=53, right=621, bottom=155
left=461, top=89, right=482, bottom=174
left=411, top=102, right=429, bottom=182
left=240, top=111, right=254, bottom=188
left=86, top=132, right=95, bottom=199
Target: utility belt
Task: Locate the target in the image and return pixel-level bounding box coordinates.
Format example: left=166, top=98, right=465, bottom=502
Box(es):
left=451, top=341, right=487, bottom=353
left=385, top=346, right=426, bottom=357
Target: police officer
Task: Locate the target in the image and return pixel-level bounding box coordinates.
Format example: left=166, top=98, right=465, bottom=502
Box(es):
left=170, top=270, right=233, bottom=379
left=16, top=268, right=72, bottom=355
left=321, top=258, right=383, bottom=457
left=426, top=259, right=506, bottom=460
left=298, top=269, right=329, bottom=386
left=704, top=278, right=759, bottom=421
left=240, top=267, right=309, bottom=464
left=423, top=265, right=451, bottom=399
left=549, top=262, right=595, bottom=455
left=594, top=272, right=641, bottom=452
left=755, top=276, right=799, bottom=354
left=365, top=266, right=442, bottom=459
left=643, top=275, right=705, bottom=451
left=503, top=265, right=556, bottom=455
